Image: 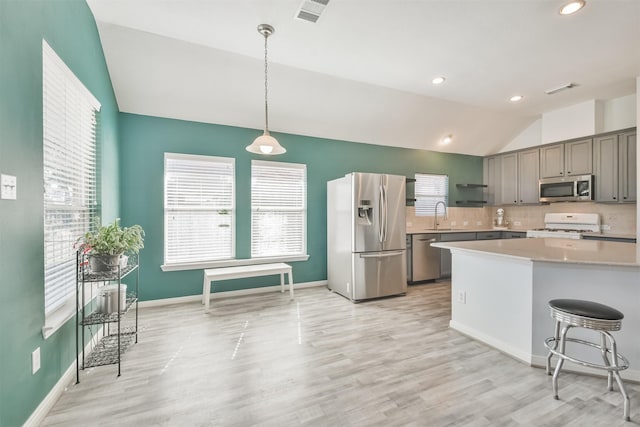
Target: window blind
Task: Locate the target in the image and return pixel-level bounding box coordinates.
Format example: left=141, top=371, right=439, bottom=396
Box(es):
left=43, top=40, right=100, bottom=316
left=251, top=160, right=306, bottom=258
left=164, top=153, right=235, bottom=265
left=415, top=173, right=449, bottom=216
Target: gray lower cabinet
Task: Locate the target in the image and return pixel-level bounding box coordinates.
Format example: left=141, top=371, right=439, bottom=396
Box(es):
left=583, top=235, right=636, bottom=243
left=502, top=231, right=526, bottom=238
left=411, top=230, right=528, bottom=281
left=440, top=232, right=477, bottom=277
left=594, top=131, right=636, bottom=203
left=476, top=231, right=502, bottom=240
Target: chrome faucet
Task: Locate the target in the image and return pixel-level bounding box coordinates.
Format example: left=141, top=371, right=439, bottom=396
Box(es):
left=434, top=201, right=447, bottom=230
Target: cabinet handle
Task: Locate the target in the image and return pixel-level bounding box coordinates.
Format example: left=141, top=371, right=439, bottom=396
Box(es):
left=560, top=172, right=563, bottom=175
left=567, top=171, right=571, bottom=174
left=613, top=197, right=617, bottom=200
left=623, top=196, right=627, bottom=200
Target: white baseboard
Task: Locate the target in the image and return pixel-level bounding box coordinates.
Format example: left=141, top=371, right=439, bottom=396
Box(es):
left=450, top=320, right=640, bottom=384
left=138, top=280, right=328, bottom=308
left=449, top=320, right=533, bottom=364
left=24, top=326, right=104, bottom=427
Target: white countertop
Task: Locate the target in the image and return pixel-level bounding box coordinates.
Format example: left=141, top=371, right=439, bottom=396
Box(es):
left=432, top=237, right=640, bottom=267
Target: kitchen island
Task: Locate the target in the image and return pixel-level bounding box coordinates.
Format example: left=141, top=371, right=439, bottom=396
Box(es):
left=432, top=238, right=640, bottom=381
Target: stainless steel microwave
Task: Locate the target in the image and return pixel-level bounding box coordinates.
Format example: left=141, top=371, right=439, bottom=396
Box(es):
left=539, top=175, right=593, bottom=202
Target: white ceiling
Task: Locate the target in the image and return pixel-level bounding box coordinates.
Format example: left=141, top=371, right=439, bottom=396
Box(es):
left=87, top=0, right=640, bottom=156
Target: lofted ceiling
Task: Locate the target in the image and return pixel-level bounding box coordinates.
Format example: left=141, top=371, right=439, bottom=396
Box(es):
left=87, top=0, right=640, bottom=156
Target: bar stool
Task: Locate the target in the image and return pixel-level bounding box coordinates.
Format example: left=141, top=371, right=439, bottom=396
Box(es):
left=544, top=299, right=630, bottom=421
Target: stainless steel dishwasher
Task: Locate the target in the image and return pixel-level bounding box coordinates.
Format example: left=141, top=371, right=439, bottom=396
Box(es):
left=408, top=233, right=440, bottom=283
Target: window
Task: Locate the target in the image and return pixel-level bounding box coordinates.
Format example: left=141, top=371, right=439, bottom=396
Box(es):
left=414, top=173, right=448, bottom=216
left=251, top=160, right=306, bottom=258
left=164, top=153, right=235, bottom=266
left=43, top=41, right=100, bottom=320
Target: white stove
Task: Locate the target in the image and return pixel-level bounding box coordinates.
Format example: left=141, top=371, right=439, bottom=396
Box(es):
left=526, top=213, right=600, bottom=240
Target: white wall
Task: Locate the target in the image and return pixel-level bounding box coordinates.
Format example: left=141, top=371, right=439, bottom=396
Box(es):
left=499, top=119, right=541, bottom=153
left=542, top=99, right=602, bottom=144
left=603, top=93, right=637, bottom=131
left=637, top=77, right=640, bottom=242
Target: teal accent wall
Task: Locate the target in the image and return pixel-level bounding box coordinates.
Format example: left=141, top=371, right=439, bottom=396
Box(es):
left=119, top=113, right=483, bottom=301
left=0, top=1, right=119, bottom=426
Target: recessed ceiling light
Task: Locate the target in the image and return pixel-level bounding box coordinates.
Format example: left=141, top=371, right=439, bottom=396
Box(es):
left=510, top=95, right=523, bottom=102
left=432, top=76, right=446, bottom=85
left=559, top=0, right=585, bottom=15
left=441, top=135, right=453, bottom=145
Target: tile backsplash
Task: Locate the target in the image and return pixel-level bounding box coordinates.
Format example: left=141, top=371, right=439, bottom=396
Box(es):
left=406, top=203, right=637, bottom=235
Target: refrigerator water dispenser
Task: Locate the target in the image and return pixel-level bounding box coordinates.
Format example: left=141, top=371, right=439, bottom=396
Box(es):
left=357, top=200, right=373, bottom=225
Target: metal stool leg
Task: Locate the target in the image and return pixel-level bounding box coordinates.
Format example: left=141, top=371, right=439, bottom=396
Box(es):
left=546, top=320, right=561, bottom=375
left=552, top=324, right=572, bottom=400
left=605, top=332, right=631, bottom=421
left=599, top=332, right=613, bottom=391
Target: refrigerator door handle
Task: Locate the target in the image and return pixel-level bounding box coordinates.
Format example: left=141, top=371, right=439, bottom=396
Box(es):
left=382, top=184, right=388, bottom=242
left=359, top=250, right=404, bottom=258
left=378, top=185, right=384, bottom=243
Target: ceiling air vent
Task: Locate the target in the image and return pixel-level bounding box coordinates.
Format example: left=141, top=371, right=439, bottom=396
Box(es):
left=295, top=0, right=330, bottom=23
left=545, top=82, right=578, bottom=95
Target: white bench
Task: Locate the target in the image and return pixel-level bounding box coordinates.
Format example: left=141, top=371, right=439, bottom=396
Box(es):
left=202, top=263, right=293, bottom=312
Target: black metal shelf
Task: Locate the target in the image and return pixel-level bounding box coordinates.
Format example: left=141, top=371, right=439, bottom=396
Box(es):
left=76, top=251, right=139, bottom=382
left=80, top=294, right=138, bottom=326
left=83, top=329, right=137, bottom=368
left=77, top=256, right=139, bottom=282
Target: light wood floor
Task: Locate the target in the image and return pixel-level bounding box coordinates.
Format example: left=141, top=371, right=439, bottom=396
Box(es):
left=42, top=282, right=638, bottom=426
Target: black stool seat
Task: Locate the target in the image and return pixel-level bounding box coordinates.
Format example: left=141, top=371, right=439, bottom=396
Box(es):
left=549, top=299, right=624, bottom=321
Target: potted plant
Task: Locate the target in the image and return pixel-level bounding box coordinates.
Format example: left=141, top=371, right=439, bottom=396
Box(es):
left=77, top=219, right=145, bottom=273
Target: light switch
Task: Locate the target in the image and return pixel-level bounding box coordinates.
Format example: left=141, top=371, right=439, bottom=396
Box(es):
left=1, top=174, right=17, bottom=200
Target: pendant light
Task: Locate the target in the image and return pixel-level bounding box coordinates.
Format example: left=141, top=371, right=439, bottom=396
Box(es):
left=246, top=24, right=286, bottom=155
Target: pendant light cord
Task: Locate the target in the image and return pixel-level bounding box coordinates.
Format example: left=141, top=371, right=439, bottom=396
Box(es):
left=263, top=32, right=269, bottom=134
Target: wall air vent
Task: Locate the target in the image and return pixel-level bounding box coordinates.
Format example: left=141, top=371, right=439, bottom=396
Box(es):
left=545, top=82, right=578, bottom=95
left=295, top=0, right=330, bottom=23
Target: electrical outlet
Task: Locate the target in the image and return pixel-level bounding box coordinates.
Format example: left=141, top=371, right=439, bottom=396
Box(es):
left=451, top=221, right=457, bottom=226
left=514, top=221, right=522, bottom=226
left=457, top=290, right=466, bottom=304
left=1, top=174, right=17, bottom=200
left=601, top=224, right=611, bottom=231
left=32, top=347, right=41, bottom=374
left=476, top=221, right=482, bottom=226
left=463, top=221, right=469, bottom=226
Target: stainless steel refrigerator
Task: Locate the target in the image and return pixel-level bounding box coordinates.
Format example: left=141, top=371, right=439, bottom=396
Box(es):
left=327, top=173, right=407, bottom=301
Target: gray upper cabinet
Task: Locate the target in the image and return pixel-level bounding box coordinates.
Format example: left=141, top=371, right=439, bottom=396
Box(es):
left=540, top=144, right=564, bottom=178
left=500, top=153, right=518, bottom=205
left=484, top=156, right=502, bottom=205
left=485, top=150, right=539, bottom=206
left=540, top=138, right=592, bottom=178
left=565, top=139, right=593, bottom=176
left=619, top=132, right=636, bottom=203
left=594, top=131, right=636, bottom=203
left=517, top=148, right=540, bottom=204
